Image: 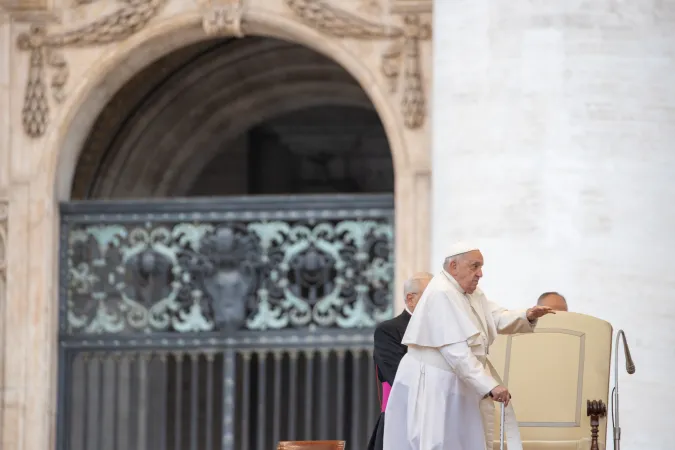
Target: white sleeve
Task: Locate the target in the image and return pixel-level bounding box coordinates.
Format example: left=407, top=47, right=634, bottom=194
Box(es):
left=439, top=342, right=499, bottom=397
left=486, top=298, right=536, bottom=334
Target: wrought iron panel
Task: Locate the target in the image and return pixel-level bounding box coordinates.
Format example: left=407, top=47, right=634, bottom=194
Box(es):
left=60, top=195, right=394, bottom=336
left=58, top=195, right=393, bottom=450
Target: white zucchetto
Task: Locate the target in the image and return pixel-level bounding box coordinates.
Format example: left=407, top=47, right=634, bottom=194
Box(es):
left=445, top=241, right=480, bottom=259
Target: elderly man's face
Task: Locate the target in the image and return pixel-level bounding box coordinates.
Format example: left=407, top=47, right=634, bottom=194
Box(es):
left=449, top=250, right=484, bottom=294
left=406, top=276, right=432, bottom=312
left=539, top=294, right=568, bottom=312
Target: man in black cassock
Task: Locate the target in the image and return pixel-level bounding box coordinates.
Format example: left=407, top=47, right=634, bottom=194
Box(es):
left=367, top=272, right=433, bottom=450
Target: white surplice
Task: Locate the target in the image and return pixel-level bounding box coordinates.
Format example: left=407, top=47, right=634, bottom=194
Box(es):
left=382, top=270, right=536, bottom=450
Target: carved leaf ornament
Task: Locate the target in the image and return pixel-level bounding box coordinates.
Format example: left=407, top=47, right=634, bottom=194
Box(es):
left=16, top=0, right=167, bottom=138
left=15, top=0, right=429, bottom=138
left=284, top=0, right=430, bottom=129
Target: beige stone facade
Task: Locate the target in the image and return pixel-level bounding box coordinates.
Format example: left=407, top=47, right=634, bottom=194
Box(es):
left=0, top=1, right=432, bottom=449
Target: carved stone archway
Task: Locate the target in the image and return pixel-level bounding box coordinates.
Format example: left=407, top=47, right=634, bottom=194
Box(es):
left=71, top=36, right=382, bottom=199
left=32, top=0, right=432, bottom=303
left=0, top=2, right=432, bottom=449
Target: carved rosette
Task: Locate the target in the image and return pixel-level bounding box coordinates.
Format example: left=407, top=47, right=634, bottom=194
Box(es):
left=285, top=0, right=431, bottom=129
left=16, top=0, right=167, bottom=138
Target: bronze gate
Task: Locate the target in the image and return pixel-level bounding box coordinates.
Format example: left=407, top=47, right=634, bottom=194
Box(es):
left=57, top=194, right=394, bottom=450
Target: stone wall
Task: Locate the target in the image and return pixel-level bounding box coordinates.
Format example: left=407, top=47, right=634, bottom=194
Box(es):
left=433, top=1, right=675, bottom=448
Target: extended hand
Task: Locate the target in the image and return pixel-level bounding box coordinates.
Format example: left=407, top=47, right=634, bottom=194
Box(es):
left=490, top=386, right=511, bottom=406
left=526, top=305, right=555, bottom=321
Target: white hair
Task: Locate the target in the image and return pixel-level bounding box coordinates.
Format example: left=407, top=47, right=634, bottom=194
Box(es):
left=403, top=272, right=434, bottom=296
left=443, top=252, right=469, bottom=269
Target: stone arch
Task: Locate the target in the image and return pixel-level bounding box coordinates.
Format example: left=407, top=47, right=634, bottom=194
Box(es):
left=39, top=8, right=430, bottom=312
left=0, top=4, right=432, bottom=450
left=72, top=36, right=381, bottom=199
left=46, top=11, right=412, bottom=202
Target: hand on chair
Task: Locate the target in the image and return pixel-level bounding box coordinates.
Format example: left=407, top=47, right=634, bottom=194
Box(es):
left=526, top=305, right=555, bottom=321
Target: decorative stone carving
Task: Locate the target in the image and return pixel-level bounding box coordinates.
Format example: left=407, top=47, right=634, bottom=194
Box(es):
left=285, top=0, right=431, bottom=129
left=198, top=0, right=246, bottom=37
left=16, top=0, right=167, bottom=138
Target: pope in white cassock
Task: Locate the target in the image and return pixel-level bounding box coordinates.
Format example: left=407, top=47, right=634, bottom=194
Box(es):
left=382, top=242, right=555, bottom=450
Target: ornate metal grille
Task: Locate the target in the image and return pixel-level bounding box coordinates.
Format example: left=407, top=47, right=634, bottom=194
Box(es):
left=57, top=194, right=394, bottom=450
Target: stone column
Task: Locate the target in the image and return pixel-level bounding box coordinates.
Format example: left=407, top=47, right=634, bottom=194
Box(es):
left=0, top=8, right=58, bottom=450
left=0, top=11, right=12, bottom=450
left=433, top=1, right=675, bottom=448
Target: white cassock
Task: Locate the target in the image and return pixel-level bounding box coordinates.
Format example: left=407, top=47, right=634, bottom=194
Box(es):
left=382, top=270, right=536, bottom=450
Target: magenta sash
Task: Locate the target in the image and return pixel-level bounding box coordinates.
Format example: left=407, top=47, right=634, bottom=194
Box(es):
left=381, top=382, right=391, bottom=412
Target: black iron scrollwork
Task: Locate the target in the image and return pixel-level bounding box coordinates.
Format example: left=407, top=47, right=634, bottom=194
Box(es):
left=65, top=209, right=393, bottom=335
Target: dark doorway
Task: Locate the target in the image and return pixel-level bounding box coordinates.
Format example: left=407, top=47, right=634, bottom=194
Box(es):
left=187, top=105, right=393, bottom=197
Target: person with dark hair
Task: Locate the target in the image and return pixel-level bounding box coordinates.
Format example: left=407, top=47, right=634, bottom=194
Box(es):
left=537, top=292, right=568, bottom=311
